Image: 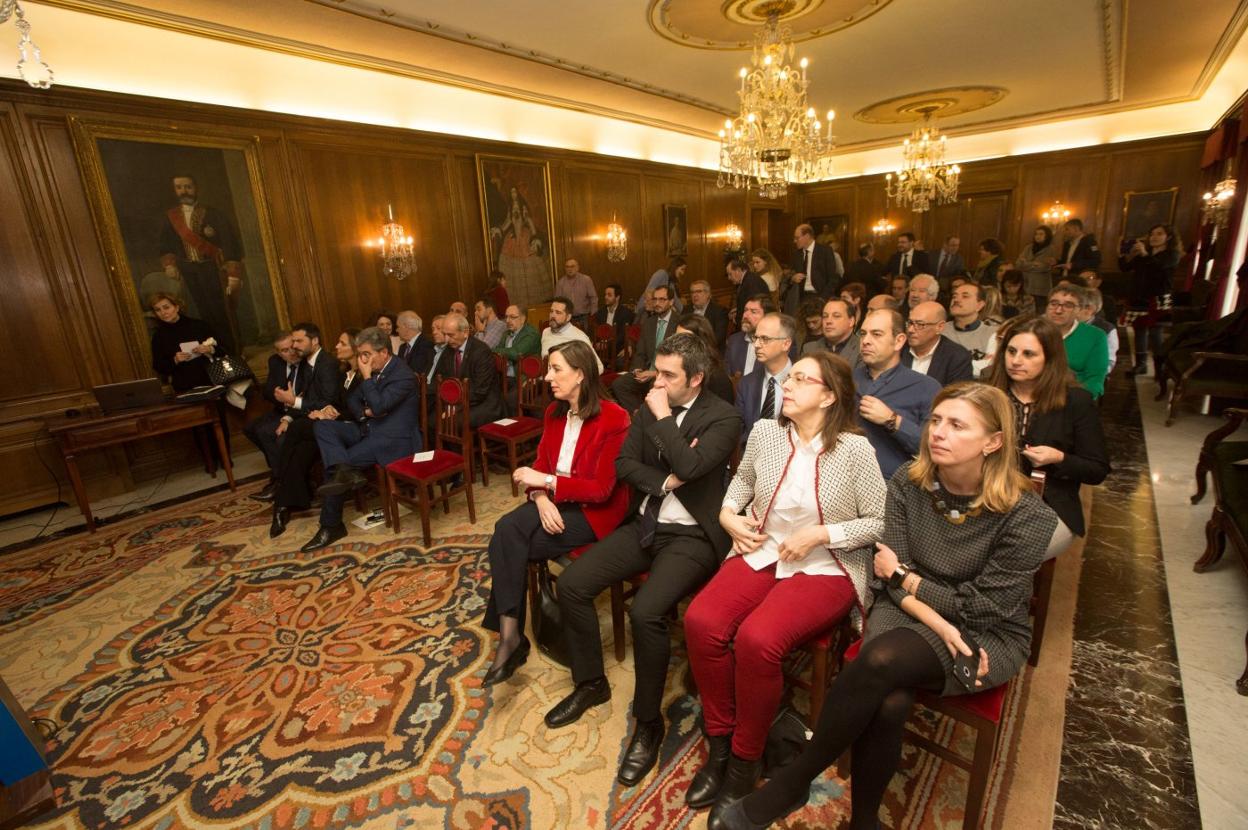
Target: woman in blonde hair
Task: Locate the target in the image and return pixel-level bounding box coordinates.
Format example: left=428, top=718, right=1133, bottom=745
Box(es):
left=712, top=381, right=1059, bottom=830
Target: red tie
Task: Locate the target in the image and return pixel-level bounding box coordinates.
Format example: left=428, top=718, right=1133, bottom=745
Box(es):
left=454, top=349, right=463, bottom=373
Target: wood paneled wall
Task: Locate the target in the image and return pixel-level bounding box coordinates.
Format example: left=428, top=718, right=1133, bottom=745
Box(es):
left=0, top=78, right=1209, bottom=517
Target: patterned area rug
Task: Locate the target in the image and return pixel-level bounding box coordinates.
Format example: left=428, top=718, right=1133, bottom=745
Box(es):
left=0, top=480, right=1049, bottom=830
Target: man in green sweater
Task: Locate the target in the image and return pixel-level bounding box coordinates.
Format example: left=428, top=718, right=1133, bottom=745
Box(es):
left=1047, top=285, right=1109, bottom=398
left=495, top=303, right=541, bottom=410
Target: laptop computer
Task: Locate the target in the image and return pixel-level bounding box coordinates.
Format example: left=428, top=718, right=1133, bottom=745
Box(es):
left=92, top=378, right=167, bottom=414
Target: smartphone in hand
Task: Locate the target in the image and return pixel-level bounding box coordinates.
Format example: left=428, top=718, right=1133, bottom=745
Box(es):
left=952, top=631, right=982, bottom=692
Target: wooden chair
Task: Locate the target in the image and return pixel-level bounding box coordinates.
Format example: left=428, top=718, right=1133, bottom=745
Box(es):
left=477, top=356, right=545, bottom=496
left=1026, top=470, right=1055, bottom=667
left=493, top=353, right=511, bottom=406
left=783, top=619, right=856, bottom=726
left=621, top=323, right=641, bottom=368
left=593, top=323, right=616, bottom=369
left=385, top=378, right=476, bottom=546
left=347, top=375, right=428, bottom=530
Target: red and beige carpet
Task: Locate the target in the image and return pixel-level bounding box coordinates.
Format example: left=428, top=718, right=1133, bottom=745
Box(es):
left=0, top=481, right=1077, bottom=829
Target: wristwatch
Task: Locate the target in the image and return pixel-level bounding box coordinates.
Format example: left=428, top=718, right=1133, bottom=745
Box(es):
left=888, top=562, right=911, bottom=589
left=544, top=474, right=555, bottom=491
left=884, top=413, right=900, bottom=434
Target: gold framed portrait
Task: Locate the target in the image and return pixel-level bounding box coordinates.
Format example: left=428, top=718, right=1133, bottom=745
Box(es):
left=475, top=154, right=557, bottom=310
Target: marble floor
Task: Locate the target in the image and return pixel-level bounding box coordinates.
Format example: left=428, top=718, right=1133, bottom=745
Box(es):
left=1138, top=381, right=1248, bottom=830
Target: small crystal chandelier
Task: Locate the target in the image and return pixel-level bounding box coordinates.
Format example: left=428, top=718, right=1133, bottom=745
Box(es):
left=606, top=215, right=628, bottom=262
left=1202, top=164, right=1236, bottom=230
left=717, top=11, right=836, bottom=200
left=1, top=1, right=53, bottom=88
left=1041, top=201, right=1072, bottom=227
left=365, top=204, right=415, bottom=280
left=872, top=217, right=896, bottom=237
left=723, top=223, right=745, bottom=256
left=885, top=108, right=960, bottom=213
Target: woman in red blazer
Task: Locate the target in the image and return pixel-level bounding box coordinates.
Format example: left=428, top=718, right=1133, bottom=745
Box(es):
left=482, top=340, right=632, bottom=686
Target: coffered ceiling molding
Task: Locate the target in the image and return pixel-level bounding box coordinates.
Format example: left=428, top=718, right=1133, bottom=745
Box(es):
left=855, top=87, right=1009, bottom=125
left=647, top=0, right=896, bottom=50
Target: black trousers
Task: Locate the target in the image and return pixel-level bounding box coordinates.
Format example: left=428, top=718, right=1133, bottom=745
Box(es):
left=483, top=500, right=596, bottom=633
left=273, top=416, right=320, bottom=510
left=610, top=374, right=651, bottom=414
left=557, top=521, right=720, bottom=722
left=244, top=410, right=284, bottom=469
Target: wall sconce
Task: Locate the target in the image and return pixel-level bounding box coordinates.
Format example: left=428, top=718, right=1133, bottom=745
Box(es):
left=1202, top=162, right=1236, bottom=230
left=606, top=215, right=628, bottom=262
left=871, top=217, right=896, bottom=237
left=723, top=222, right=746, bottom=257
left=1041, top=200, right=1071, bottom=227
left=365, top=203, right=415, bottom=280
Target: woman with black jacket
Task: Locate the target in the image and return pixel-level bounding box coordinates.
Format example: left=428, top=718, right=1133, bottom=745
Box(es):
left=1119, top=223, right=1181, bottom=376
left=149, top=293, right=217, bottom=391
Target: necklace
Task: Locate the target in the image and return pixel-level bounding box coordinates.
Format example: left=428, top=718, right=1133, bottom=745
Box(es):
left=927, top=482, right=982, bottom=525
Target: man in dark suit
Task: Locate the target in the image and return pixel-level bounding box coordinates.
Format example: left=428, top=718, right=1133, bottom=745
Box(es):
left=611, top=283, right=676, bottom=412
left=854, top=308, right=943, bottom=477
left=594, top=283, right=635, bottom=356
left=900, top=301, right=975, bottom=387
left=884, top=232, right=932, bottom=278
left=304, top=327, right=422, bottom=551
left=931, top=235, right=966, bottom=285
left=548, top=333, right=742, bottom=787
left=844, top=242, right=887, bottom=298
left=735, top=313, right=794, bottom=446
left=727, top=258, right=769, bottom=328
left=395, top=310, right=436, bottom=377
left=432, top=313, right=503, bottom=428
left=688, top=279, right=728, bottom=347
left=790, top=223, right=839, bottom=299
left=245, top=331, right=306, bottom=497
left=1058, top=218, right=1102, bottom=277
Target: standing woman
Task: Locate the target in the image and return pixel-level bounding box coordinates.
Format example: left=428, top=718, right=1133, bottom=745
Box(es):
left=1119, top=223, right=1181, bottom=376
left=370, top=310, right=401, bottom=354
left=149, top=292, right=217, bottom=391
left=641, top=257, right=687, bottom=313
left=712, top=382, right=1059, bottom=830
left=749, top=248, right=783, bottom=298
left=685, top=352, right=885, bottom=814
left=1015, top=226, right=1059, bottom=307
left=485, top=270, right=510, bottom=319
left=986, top=316, right=1108, bottom=546
left=481, top=340, right=632, bottom=686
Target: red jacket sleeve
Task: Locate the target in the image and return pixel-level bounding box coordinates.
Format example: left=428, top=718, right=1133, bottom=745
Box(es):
left=527, top=402, right=630, bottom=504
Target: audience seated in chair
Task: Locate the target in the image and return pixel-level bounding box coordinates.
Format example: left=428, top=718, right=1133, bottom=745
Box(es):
left=473, top=297, right=508, bottom=349
left=676, top=313, right=734, bottom=404
left=546, top=334, right=742, bottom=788
left=594, top=283, right=634, bottom=362
left=735, top=313, right=795, bottom=448
left=688, top=279, right=729, bottom=347
left=802, top=297, right=861, bottom=367
left=684, top=351, right=886, bottom=814
left=901, top=301, right=975, bottom=387
left=611, top=283, right=677, bottom=412
left=480, top=341, right=632, bottom=687
left=944, top=283, right=999, bottom=378
left=244, top=330, right=304, bottom=497
left=727, top=258, right=770, bottom=331
left=709, top=383, right=1060, bottom=830
left=1045, top=285, right=1109, bottom=399
left=394, top=310, right=436, bottom=377
left=432, top=312, right=504, bottom=428
left=541, top=296, right=601, bottom=369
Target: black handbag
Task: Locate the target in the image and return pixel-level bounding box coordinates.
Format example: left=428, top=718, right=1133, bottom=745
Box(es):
left=532, top=563, right=571, bottom=668
left=205, top=353, right=255, bottom=387
left=762, top=704, right=811, bottom=777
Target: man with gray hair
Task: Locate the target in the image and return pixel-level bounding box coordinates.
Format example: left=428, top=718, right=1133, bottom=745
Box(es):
left=688, top=279, right=728, bottom=347
left=901, top=301, right=974, bottom=386
left=1076, top=286, right=1118, bottom=375
left=432, top=312, right=504, bottom=427
left=305, top=326, right=420, bottom=551
left=907, top=274, right=939, bottom=309
left=395, top=310, right=435, bottom=376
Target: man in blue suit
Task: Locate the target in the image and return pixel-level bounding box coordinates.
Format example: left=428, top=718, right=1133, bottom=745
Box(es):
left=302, top=326, right=422, bottom=551
left=735, top=312, right=794, bottom=447
left=853, top=308, right=942, bottom=478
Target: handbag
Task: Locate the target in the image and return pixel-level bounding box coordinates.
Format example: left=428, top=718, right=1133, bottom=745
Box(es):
left=761, top=704, right=811, bottom=778
left=205, top=352, right=255, bottom=387
left=532, top=563, right=571, bottom=667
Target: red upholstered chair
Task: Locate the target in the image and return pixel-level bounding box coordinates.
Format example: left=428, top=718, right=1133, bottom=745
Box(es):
left=493, top=353, right=511, bottom=405
left=621, top=324, right=641, bottom=368
left=837, top=639, right=1011, bottom=830
left=385, top=377, right=476, bottom=546
left=593, top=323, right=616, bottom=369
left=477, top=356, right=545, bottom=496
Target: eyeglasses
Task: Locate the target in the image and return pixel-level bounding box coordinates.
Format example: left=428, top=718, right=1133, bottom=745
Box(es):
left=905, top=319, right=940, bottom=330
left=751, top=334, right=789, bottom=344
left=505, top=313, right=524, bottom=320
left=1047, top=300, right=1078, bottom=310
left=787, top=371, right=827, bottom=388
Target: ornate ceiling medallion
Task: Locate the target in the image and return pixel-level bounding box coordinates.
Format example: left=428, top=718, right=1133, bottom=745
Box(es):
left=648, top=0, right=895, bottom=50
left=854, top=87, right=1008, bottom=124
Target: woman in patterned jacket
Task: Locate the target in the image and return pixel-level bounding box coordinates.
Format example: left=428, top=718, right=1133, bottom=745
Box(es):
left=683, top=351, right=887, bottom=815
left=712, top=382, right=1059, bottom=830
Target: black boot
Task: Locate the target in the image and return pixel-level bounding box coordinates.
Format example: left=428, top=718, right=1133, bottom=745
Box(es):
left=269, top=506, right=290, bottom=538
left=617, top=717, right=665, bottom=786
left=686, top=733, right=733, bottom=808
left=707, top=754, right=763, bottom=828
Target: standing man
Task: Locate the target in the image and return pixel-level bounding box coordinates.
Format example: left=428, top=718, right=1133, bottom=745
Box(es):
left=944, top=283, right=999, bottom=376
left=728, top=258, right=769, bottom=328
left=854, top=308, right=942, bottom=477
left=885, top=232, right=931, bottom=279
left=541, top=296, right=602, bottom=369
left=246, top=332, right=305, bottom=499
left=1046, top=285, right=1110, bottom=398
left=395, top=311, right=435, bottom=377
left=735, top=313, right=794, bottom=446
left=900, top=301, right=974, bottom=386
left=931, top=235, right=965, bottom=286
left=158, top=173, right=243, bottom=355
left=432, top=313, right=504, bottom=427
left=790, top=223, right=838, bottom=299
left=802, top=297, right=861, bottom=367
left=548, top=334, right=742, bottom=787
left=473, top=298, right=507, bottom=349
left=844, top=243, right=886, bottom=298
left=555, top=258, right=598, bottom=326
left=305, top=327, right=420, bottom=551
left=1058, top=219, right=1101, bottom=278
left=612, top=284, right=677, bottom=412
left=594, top=283, right=635, bottom=358
left=688, top=280, right=728, bottom=347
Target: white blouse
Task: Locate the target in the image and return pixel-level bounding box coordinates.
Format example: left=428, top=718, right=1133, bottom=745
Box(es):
left=554, top=410, right=584, bottom=478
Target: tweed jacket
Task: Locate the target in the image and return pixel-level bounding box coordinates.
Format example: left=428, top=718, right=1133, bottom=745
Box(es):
left=722, top=420, right=887, bottom=632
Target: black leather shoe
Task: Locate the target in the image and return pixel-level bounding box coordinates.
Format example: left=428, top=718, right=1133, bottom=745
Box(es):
left=617, top=717, right=665, bottom=786
left=707, top=783, right=810, bottom=830
left=300, top=524, right=346, bottom=552
left=686, top=733, right=733, bottom=808
left=483, top=637, right=530, bottom=687
left=269, top=506, right=290, bottom=539
left=710, top=754, right=763, bottom=815
left=544, top=678, right=611, bottom=728
left=249, top=481, right=277, bottom=502
left=316, top=466, right=367, bottom=497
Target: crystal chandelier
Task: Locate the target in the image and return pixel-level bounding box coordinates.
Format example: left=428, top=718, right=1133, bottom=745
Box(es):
left=365, top=204, right=415, bottom=280
left=1041, top=201, right=1071, bottom=227
left=1, top=0, right=52, bottom=88
left=606, top=216, right=628, bottom=262
left=1202, top=167, right=1236, bottom=230
left=717, top=11, right=835, bottom=200
left=885, top=109, right=960, bottom=212
left=723, top=222, right=746, bottom=257
left=871, top=217, right=896, bottom=237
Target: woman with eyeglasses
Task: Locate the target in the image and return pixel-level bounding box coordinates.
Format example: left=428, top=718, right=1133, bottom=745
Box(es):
left=683, top=352, right=886, bottom=816
left=711, top=382, right=1058, bottom=830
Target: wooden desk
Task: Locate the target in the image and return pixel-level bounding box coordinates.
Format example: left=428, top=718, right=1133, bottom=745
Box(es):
left=46, top=400, right=235, bottom=532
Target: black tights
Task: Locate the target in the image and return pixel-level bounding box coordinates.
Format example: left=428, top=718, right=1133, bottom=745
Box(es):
left=742, top=627, right=945, bottom=829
